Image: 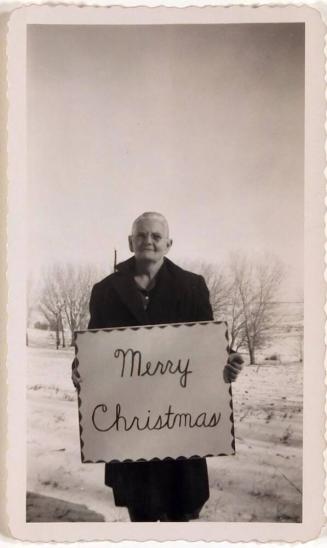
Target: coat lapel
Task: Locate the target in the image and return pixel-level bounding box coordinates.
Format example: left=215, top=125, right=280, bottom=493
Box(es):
left=147, top=258, right=181, bottom=323
left=111, top=258, right=149, bottom=324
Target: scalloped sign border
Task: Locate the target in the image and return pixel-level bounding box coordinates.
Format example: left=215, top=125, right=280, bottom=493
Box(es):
left=74, top=320, right=235, bottom=463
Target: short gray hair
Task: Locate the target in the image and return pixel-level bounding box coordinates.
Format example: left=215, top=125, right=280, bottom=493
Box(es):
left=131, top=212, right=169, bottom=236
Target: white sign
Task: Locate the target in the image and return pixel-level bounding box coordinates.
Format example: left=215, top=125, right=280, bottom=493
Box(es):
left=75, top=321, right=235, bottom=462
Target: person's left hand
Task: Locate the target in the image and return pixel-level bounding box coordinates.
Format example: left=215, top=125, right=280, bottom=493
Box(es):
left=223, top=352, right=244, bottom=383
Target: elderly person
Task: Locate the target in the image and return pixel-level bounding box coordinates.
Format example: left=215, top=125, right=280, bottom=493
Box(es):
left=73, top=211, right=243, bottom=522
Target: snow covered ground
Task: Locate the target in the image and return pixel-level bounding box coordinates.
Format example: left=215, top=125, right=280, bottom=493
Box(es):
left=26, top=328, right=302, bottom=522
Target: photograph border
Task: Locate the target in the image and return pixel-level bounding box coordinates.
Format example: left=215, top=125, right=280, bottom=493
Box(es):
left=5, top=4, right=326, bottom=542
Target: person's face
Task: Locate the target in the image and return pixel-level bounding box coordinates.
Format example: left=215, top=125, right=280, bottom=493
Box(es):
left=128, top=218, right=172, bottom=263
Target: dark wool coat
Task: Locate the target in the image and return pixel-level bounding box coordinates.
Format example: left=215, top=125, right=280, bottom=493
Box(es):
left=88, top=256, right=214, bottom=514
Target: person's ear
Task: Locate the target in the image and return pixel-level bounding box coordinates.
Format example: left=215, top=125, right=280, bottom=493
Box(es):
left=166, top=238, right=173, bottom=253
left=128, top=235, right=134, bottom=252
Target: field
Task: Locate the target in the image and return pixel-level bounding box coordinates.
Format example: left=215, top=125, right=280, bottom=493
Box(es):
left=26, top=323, right=302, bottom=523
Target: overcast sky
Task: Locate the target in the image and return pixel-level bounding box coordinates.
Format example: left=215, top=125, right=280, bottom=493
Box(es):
left=27, top=23, right=304, bottom=300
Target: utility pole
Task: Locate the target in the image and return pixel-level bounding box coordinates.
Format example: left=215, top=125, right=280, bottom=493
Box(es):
left=114, top=249, right=117, bottom=272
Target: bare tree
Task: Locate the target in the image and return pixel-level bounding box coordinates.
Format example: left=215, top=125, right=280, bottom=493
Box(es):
left=227, top=254, right=284, bottom=364
left=226, top=279, right=248, bottom=352
left=59, top=264, right=99, bottom=345
left=179, top=256, right=284, bottom=363
left=39, top=266, right=65, bottom=349
left=39, top=267, right=63, bottom=349
left=39, top=264, right=102, bottom=347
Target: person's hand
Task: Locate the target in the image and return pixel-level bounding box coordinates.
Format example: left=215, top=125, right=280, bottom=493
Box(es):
left=223, top=352, right=244, bottom=383
left=71, top=358, right=82, bottom=391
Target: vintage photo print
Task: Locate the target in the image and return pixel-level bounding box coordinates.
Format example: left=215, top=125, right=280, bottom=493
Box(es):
left=5, top=4, right=325, bottom=542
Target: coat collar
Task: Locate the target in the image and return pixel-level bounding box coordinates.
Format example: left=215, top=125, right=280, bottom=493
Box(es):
left=110, top=257, right=147, bottom=324
left=112, top=256, right=179, bottom=324
left=115, top=256, right=177, bottom=276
